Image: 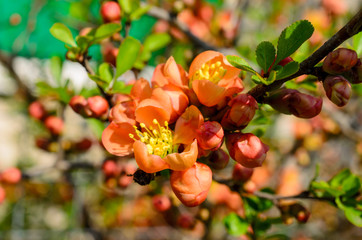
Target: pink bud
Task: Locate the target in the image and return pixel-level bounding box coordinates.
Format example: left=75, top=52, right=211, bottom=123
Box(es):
left=69, top=95, right=87, bottom=115
left=232, top=163, right=254, bottom=182
left=74, top=138, right=92, bottom=152
left=28, top=101, right=47, bottom=120
left=266, top=89, right=322, bottom=119
left=100, top=1, right=122, bottom=23
left=118, top=175, right=133, bottom=188
left=226, top=133, right=269, bottom=168
left=152, top=195, right=172, bottom=212
left=0, top=186, right=5, bottom=204
left=323, top=75, right=351, bottom=107
left=0, top=168, right=22, bottom=184
left=44, top=116, right=64, bottom=135
left=196, top=121, right=224, bottom=150
left=87, top=96, right=109, bottom=119
left=102, top=160, right=119, bottom=177
left=221, top=94, right=258, bottom=130
left=323, top=48, right=358, bottom=74
left=170, top=162, right=212, bottom=207
left=208, top=148, right=230, bottom=170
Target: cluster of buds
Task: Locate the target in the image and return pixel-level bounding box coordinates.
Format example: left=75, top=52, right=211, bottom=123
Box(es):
left=322, top=48, right=360, bottom=107
left=279, top=202, right=311, bottom=224
left=101, top=51, right=270, bottom=207
left=35, top=136, right=92, bottom=153
left=102, top=159, right=136, bottom=189
left=0, top=168, right=22, bottom=204
left=28, top=101, right=64, bottom=135
left=69, top=95, right=109, bottom=119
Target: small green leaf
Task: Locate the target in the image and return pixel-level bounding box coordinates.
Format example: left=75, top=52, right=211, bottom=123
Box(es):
left=50, top=56, right=63, bottom=86
left=76, top=36, right=91, bottom=53
left=223, top=213, right=249, bottom=236
left=50, top=23, right=77, bottom=47
left=276, top=20, right=314, bottom=64
left=116, top=37, right=141, bottom=77
left=353, top=32, right=362, bottom=56
left=336, top=197, right=362, bottom=227
left=111, top=81, right=132, bottom=94
left=143, top=33, right=171, bottom=52
left=99, top=63, right=114, bottom=84
left=89, top=75, right=108, bottom=87
left=275, top=61, right=299, bottom=80
left=251, top=74, right=266, bottom=84
left=130, top=5, right=151, bottom=20
left=87, top=118, right=105, bottom=139
left=119, top=0, right=139, bottom=14
left=226, top=55, right=257, bottom=74
left=94, top=23, right=122, bottom=42
left=256, top=41, right=276, bottom=73
left=265, top=70, right=277, bottom=85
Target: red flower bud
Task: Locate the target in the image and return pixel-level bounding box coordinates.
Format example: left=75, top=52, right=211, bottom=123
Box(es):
left=69, top=95, right=87, bottom=115
left=177, top=213, right=195, bottom=229
left=226, top=133, right=269, bottom=168
left=196, top=121, right=224, bottom=150
left=35, top=137, right=51, bottom=151
left=74, top=138, right=93, bottom=152
left=0, top=186, right=5, bottom=204
left=44, top=116, right=64, bottom=135
left=208, top=148, right=230, bottom=170
left=323, top=75, right=351, bottom=107
left=100, top=1, right=122, bottom=23
left=118, top=175, right=133, bottom=188
left=221, top=94, right=258, bottom=130
left=152, top=195, right=172, bottom=212
left=102, top=160, right=119, bottom=177
left=266, top=89, right=322, bottom=119
left=323, top=48, right=358, bottom=74
left=87, top=96, right=109, bottom=119
left=28, top=101, right=47, bottom=121
left=290, top=203, right=310, bottom=223
left=232, top=163, right=254, bottom=182
left=170, top=162, right=212, bottom=207
left=0, top=168, right=21, bottom=184
left=344, top=58, right=362, bottom=84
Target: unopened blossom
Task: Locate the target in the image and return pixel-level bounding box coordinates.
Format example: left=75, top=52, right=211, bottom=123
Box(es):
left=323, top=75, right=351, bottom=107
left=170, top=162, right=212, bottom=207
left=196, top=121, right=224, bottom=150
left=226, top=133, right=269, bottom=168
left=323, top=48, right=358, bottom=74
left=0, top=168, right=22, bottom=184
left=221, top=94, right=258, bottom=130
left=28, top=101, right=47, bottom=121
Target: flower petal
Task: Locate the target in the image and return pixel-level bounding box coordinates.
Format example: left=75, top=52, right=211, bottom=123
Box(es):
left=174, top=105, right=204, bottom=144
left=192, top=79, right=226, bottom=107
left=102, top=122, right=136, bottom=156
left=164, top=139, right=198, bottom=170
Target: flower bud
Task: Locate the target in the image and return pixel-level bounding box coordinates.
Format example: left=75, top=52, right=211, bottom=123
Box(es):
left=232, top=163, right=254, bottom=182
left=323, top=75, right=351, bottom=107
left=0, top=168, right=22, bottom=184
left=208, top=149, right=229, bottom=170
left=290, top=203, right=310, bottom=223
left=226, top=133, right=269, bottom=168
left=87, top=96, right=109, bottom=119
left=74, top=138, right=92, bottom=152
left=69, top=95, right=87, bottom=115
left=196, top=121, right=224, bottom=150
left=177, top=213, right=195, bottom=229
left=44, top=116, right=64, bottom=135
left=221, top=94, right=258, bottom=130
left=100, top=1, right=122, bottom=23
left=35, top=137, right=51, bottom=151
left=152, top=195, right=172, bottom=212
left=266, top=89, right=322, bottom=119
left=323, top=48, right=358, bottom=74
left=170, top=162, right=212, bottom=207
left=28, top=101, right=47, bottom=121
left=118, top=175, right=133, bottom=188
left=344, top=58, right=362, bottom=84
left=102, top=160, right=119, bottom=177
left=0, top=186, right=5, bottom=204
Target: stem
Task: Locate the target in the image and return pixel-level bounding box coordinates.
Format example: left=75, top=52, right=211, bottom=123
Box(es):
left=248, top=9, right=362, bottom=102
left=252, top=190, right=334, bottom=202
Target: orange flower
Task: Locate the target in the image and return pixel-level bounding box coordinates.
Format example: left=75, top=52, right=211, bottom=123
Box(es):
left=130, top=119, right=198, bottom=173
left=189, top=51, right=243, bottom=107
left=151, top=56, right=189, bottom=89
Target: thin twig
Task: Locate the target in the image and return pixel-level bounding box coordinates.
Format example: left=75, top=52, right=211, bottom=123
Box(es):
left=248, top=9, right=362, bottom=102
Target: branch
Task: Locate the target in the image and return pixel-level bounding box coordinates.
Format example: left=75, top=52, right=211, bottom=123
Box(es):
left=146, top=5, right=218, bottom=51
left=248, top=9, right=362, bottom=102
left=252, top=190, right=334, bottom=202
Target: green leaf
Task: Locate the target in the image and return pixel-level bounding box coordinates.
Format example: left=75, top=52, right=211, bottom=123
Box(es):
left=251, top=74, right=265, bottom=84
left=89, top=75, right=108, bottom=87
left=50, top=56, right=63, bottom=86
left=256, top=41, right=276, bottom=73
left=226, top=55, right=257, bottom=74
left=87, top=119, right=105, bottom=139
left=94, top=23, right=122, bottom=42
left=118, top=0, right=139, bottom=14
left=76, top=36, right=90, bottom=53
left=265, top=70, right=277, bottom=85
left=130, top=5, right=151, bottom=20
left=143, top=33, right=171, bottom=52
left=116, top=37, right=141, bottom=78
left=329, top=169, right=361, bottom=197
left=110, top=81, right=133, bottom=94
left=275, top=61, right=299, bottom=80
left=223, top=213, right=249, bottom=236
left=336, top=197, right=362, bottom=227
left=50, top=23, right=77, bottom=47
left=353, top=32, right=362, bottom=56
left=99, top=63, right=114, bottom=84
left=275, top=20, right=314, bottom=64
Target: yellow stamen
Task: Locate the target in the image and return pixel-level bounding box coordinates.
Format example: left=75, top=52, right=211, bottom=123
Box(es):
left=191, top=60, right=226, bottom=84
left=129, top=119, right=177, bottom=158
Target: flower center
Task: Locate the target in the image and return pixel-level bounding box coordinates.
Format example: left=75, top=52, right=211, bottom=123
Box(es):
left=129, top=119, right=177, bottom=158
left=192, top=61, right=227, bottom=84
